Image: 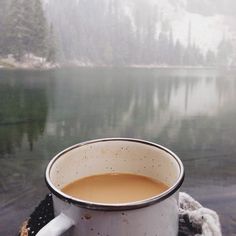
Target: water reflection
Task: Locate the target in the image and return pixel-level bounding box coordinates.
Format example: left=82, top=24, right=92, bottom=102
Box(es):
left=0, top=68, right=236, bottom=235
left=0, top=70, right=54, bottom=155
left=1, top=68, right=235, bottom=163
left=45, top=69, right=236, bottom=149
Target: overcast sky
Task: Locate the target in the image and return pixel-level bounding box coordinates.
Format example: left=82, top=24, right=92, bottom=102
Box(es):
left=185, top=0, right=236, bottom=16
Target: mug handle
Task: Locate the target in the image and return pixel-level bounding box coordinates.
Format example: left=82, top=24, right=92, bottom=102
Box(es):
left=36, top=212, right=75, bottom=236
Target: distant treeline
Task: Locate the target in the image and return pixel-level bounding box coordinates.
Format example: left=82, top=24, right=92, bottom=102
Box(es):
left=45, top=0, right=234, bottom=66
left=0, top=0, right=234, bottom=66
left=0, top=0, right=55, bottom=62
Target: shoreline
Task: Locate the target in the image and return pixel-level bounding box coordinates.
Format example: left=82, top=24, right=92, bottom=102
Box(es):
left=0, top=60, right=235, bottom=71
left=0, top=55, right=59, bottom=71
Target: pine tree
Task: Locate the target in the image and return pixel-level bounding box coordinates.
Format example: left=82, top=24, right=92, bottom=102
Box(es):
left=3, top=0, right=50, bottom=61
left=5, top=0, right=25, bottom=60
left=157, top=32, right=169, bottom=64
left=217, top=38, right=233, bottom=66
left=32, top=0, right=48, bottom=58
left=168, top=28, right=175, bottom=64
left=205, top=50, right=216, bottom=66
left=21, top=0, right=35, bottom=54
left=0, top=0, right=9, bottom=55
left=46, top=24, right=56, bottom=62
left=173, top=40, right=184, bottom=65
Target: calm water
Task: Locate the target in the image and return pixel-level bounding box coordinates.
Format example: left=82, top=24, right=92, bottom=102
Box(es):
left=0, top=68, right=236, bottom=235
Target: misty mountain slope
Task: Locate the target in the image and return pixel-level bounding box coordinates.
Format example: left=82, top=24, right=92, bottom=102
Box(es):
left=44, top=0, right=236, bottom=66
left=157, top=0, right=234, bottom=51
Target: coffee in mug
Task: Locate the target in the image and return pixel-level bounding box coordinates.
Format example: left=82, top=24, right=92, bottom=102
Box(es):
left=61, top=173, right=169, bottom=204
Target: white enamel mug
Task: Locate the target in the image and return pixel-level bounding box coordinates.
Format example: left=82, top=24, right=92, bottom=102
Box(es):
left=37, top=138, right=184, bottom=236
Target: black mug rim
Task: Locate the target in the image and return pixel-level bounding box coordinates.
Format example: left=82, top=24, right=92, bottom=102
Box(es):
left=45, top=138, right=185, bottom=211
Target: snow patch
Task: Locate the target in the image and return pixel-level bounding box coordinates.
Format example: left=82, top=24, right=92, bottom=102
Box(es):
left=0, top=54, right=58, bottom=69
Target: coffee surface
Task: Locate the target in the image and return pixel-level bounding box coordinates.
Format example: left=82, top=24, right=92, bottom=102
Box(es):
left=61, top=173, right=169, bottom=204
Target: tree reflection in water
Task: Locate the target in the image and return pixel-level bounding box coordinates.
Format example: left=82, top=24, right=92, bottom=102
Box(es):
left=0, top=70, right=54, bottom=155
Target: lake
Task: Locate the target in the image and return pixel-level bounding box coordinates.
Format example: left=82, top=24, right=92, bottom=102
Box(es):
left=0, top=68, right=236, bottom=235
